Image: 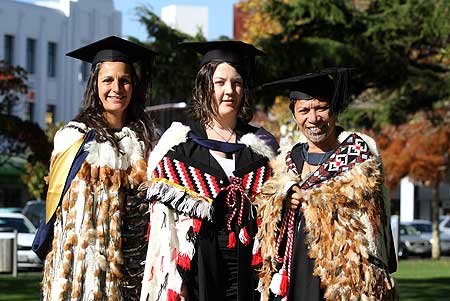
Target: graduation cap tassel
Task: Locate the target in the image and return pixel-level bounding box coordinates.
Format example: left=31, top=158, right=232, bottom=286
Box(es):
left=331, top=67, right=352, bottom=115
left=139, top=56, right=153, bottom=103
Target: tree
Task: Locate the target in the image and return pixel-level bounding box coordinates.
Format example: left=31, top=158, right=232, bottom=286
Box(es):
left=0, top=60, right=28, bottom=114
left=21, top=122, right=63, bottom=200
left=0, top=60, right=51, bottom=168
left=131, top=5, right=205, bottom=105
left=1, top=60, right=52, bottom=201
left=239, top=0, right=450, bottom=127
left=376, top=109, right=450, bottom=258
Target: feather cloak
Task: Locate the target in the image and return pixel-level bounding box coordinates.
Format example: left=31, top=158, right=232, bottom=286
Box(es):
left=42, top=122, right=147, bottom=301
left=255, top=131, right=397, bottom=301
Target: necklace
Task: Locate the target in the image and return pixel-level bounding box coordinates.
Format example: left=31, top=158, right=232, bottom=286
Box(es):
left=208, top=125, right=235, bottom=142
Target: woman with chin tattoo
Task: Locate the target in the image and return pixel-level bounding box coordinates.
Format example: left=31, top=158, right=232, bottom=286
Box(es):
left=254, top=68, right=398, bottom=301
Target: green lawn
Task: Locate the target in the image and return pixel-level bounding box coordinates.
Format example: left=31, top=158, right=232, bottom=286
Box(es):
left=0, top=271, right=42, bottom=301
left=1, top=259, right=449, bottom=300
left=393, top=258, right=450, bottom=301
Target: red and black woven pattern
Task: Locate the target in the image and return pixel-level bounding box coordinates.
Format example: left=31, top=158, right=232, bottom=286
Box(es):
left=298, top=133, right=374, bottom=189
left=285, top=151, right=298, bottom=175
left=152, top=156, right=222, bottom=199
left=242, top=162, right=271, bottom=197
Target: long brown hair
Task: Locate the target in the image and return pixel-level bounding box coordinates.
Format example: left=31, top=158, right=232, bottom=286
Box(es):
left=73, top=62, right=156, bottom=158
left=191, top=61, right=254, bottom=127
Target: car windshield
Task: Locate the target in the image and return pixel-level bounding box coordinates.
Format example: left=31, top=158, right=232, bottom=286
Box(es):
left=412, top=223, right=432, bottom=233
left=400, top=225, right=420, bottom=235
left=0, top=217, right=36, bottom=234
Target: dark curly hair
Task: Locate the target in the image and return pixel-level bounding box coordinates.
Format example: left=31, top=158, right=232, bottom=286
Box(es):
left=73, top=61, right=156, bottom=159
left=191, top=61, right=254, bottom=127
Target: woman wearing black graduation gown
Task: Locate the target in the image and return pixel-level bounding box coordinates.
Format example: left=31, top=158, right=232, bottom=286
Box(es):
left=254, top=68, right=397, bottom=301
left=140, top=41, right=279, bottom=301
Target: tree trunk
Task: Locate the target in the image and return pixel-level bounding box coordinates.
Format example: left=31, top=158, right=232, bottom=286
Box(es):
left=431, top=184, right=441, bottom=259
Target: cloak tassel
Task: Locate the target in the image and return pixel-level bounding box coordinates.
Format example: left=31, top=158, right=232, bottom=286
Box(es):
left=176, top=253, right=191, bottom=271
left=239, top=226, right=251, bottom=246
left=270, top=269, right=289, bottom=297
left=167, top=289, right=178, bottom=301
left=251, top=251, right=263, bottom=267
left=227, top=231, right=236, bottom=248
left=192, top=218, right=202, bottom=233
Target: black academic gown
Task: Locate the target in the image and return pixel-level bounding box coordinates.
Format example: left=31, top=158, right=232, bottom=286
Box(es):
left=271, top=143, right=326, bottom=301
left=172, top=121, right=278, bottom=301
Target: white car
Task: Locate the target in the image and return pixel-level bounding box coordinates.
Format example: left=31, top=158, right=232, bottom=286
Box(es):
left=0, top=212, right=43, bottom=270
left=404, top=220, right=450, bottom=255
left=440, top=215, right=450, bottom=236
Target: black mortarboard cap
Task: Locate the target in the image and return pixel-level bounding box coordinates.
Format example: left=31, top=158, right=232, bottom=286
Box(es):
left=66, top=35, right=156, bottom=65
left=179, top=40, right=265, bottom=89
left=178, top=40, right=264, bottom=67
left=263, top=67, right=353, bottom=114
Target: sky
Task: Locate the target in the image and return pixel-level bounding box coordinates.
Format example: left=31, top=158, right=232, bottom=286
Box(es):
left=115, top=0, right=239, bottom=41
left=17, top=0, right=239, bottom=40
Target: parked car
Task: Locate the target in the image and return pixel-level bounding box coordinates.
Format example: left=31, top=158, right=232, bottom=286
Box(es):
left=440, top=215, right=450, bottom=236
left=22, top=200, right=45, bottom=228
left=0, top=207, right=22, bottom=213
left=402, top=220, right=450, bottom=255
left=398, top=223, right=432, bottom=258
left=0, top=212, right=43, bottom=270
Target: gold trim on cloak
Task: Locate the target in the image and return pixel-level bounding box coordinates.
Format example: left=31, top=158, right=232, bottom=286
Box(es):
left=45, top=136, right=85, bottom=223
left=151, top=177, right=214, bottom=204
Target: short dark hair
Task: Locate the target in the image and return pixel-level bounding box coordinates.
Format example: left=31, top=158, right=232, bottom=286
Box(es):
left=191, top=61, right=254, bottom=126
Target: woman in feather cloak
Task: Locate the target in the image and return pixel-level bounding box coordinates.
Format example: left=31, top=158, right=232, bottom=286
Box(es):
left=254, top=68, right=398, bottom=301
left=140, top=41, right=279, bottom=301
left=38, top=36, right=157, bottom=301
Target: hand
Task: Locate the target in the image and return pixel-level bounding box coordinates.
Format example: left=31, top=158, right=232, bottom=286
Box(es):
left=285, top=185, right=303, bottom=210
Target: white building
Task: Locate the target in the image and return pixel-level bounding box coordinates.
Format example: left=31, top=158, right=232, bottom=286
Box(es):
left=397, top=177, right=450, bottom=222
left=0, top=0, right=121, bottom=128
left=161, top=5, right=208, bottom=38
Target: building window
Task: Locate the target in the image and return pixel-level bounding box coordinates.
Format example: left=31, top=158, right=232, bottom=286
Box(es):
left=47, top=42, right=57, bottom=77
left=26, top=38, right=36, bottom=74
left=4, top=35, right=14, bottom=64
left=27, top=102, right=35, bottom=121
left=46, top=104, right=55, bottom=126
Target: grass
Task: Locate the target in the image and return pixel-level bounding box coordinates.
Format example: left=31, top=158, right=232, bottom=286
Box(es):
left=0, top=271, right=42, bottom=301
left=393, top=258, right=450, bottom=301
left=1, top=259, right=449, bottom=300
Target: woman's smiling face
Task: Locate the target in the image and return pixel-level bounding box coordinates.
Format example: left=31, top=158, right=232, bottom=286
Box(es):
left=97, top=61, right=133, bottom=123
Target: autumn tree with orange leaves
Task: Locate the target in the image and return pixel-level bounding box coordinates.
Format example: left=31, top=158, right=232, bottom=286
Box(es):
left=376, top=109, right=450, bottom=258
